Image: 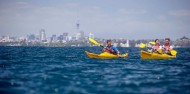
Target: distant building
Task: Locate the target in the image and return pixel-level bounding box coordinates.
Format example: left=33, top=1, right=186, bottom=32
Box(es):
left=75, top=32, right=80, bottom=40
left=68, top=36, right=72, bottom=41
left=27, top=34, right=36, bottom=42
left=72, top=36, right=77, bottom=40
left=127, top=40, right=129, bottom=47
left=57, top=35, right=63, bottom=42
left=76, top=31, right=85, bottom=40
left=89, top=33, right=94, bottom=39
left=51, top=34, right=57, bottom=43
left=35, top=34, right=40, bottom=42
left=17, top=36, right=27, bottom=43
left=39, top=29, right=47, bottom=42
left=135, top=43, right=139, bottom=47
left=74, top=31, right=83, bottom=40
left=0, top=36, right=10, bottom=42
left=0, top=36, right=19, bottom=42
left=120, top=39, right=130, bottom=47
left=79, top=31, right=85, bottom=40
left=180, top=36, right=190, bottom=41
left=63, top=32, right=68, bottom=41
left=175, top=36, right=190, bottom=47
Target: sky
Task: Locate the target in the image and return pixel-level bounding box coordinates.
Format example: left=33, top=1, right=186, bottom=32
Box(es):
left=0, top=0, right=190, bottom=40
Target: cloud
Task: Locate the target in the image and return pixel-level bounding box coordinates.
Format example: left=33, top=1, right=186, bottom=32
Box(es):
left=156, top=15, right=167, bottom=21
left=169, top=10, right=190, bottom=17
left=65, top=3, right=79, bottom=7
left=15, top=1, right=30, bottom=9
left=118, top=9, right=147, bottom=15
left=0, top=1, right=190, bottom=40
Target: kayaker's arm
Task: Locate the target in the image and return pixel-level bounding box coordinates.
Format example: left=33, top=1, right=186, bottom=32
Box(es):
left=100, top=45, right=104, bottom=48
left=112, top=46, right=121, bottom=56
left=102, top=47, right=106, bottom=52
left=116, top=50, right=121, bottom=57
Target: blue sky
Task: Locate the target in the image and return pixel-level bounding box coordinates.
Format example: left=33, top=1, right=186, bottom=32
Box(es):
left=0, top=0, right=190, bottom=40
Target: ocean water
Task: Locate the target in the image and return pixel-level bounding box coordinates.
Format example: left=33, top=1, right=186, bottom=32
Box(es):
left=0, top=46, right=190, bottom=94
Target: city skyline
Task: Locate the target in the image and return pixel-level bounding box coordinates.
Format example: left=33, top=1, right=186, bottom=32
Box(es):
left=0, top=27, right=189, bottom=47
left=0, top=0, right=190, bottom=40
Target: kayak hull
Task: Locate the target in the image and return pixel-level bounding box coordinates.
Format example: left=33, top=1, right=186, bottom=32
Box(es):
left=141, top=50, right=176, bottom=59
left=85, top=51, right=128, bottom=59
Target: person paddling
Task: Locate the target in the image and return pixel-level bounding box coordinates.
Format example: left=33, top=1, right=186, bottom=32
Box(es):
left=102, top=40, right=121, bottom=56
left=152, top=39, right=161, bottom=53
left=162, top=38, right=173, bottom=55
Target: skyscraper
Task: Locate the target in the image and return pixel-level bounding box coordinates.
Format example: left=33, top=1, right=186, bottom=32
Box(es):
left=57, top=35, right=63, bottom=42
left=76, top=33, right=81, bottom=40
left=27, top=34, right=35, bottom=42
left=63, top=32, right=68, bottom=41
left=79, top=31, right=85, bottom=40
left=39, top=29, right=47, bottom=42
left=51, top=34, right=57, bottom=43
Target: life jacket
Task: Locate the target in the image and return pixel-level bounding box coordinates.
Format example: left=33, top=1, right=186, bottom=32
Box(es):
left=151, top=44, right=160, bottom=52
left=105, top=45, right=115, bottom=54
left=163, top=44, right=170, bottom=50
left=152, top=44, right=160, bottom=50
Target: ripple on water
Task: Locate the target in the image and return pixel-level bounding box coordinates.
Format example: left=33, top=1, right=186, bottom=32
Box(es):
left=0, top=47, right=190, bottom=94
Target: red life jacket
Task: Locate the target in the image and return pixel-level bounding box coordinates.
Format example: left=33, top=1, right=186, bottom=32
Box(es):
left=163, top=44, right=171, bottom=51
left=105, top=46, right=115, bottom=53
left=152, top=44, right=160, bottom=50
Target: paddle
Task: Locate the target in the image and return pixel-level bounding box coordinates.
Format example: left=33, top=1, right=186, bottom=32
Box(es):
left=139, top=42, right=155, bottom=48
left=149, top=42, right=155, bottom=45
left=171, top=50, right=177, bottom=56
left=139, top=43, right=146, bottom=48
left=88, top=38, right=104, bottom=48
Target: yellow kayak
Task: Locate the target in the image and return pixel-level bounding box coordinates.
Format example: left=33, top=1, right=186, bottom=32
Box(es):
left=141, top=50, right=176, bottom=59
left=85, top=51, right=128, bottom=59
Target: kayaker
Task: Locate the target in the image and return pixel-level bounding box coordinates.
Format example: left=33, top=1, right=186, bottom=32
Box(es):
left=162, top=38, right=173, bottom=55
left=102, top=40, right=121, bottom=56
left=152, top=39, right=161, bottom=52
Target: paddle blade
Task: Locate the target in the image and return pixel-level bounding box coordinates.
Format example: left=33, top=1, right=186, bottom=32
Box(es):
left=88, top=38, right=100, bottom=46
left=149, top=42, right=156, bottom=45
left=171, top=50, right=177, bottom=56
left=139, top=43, right=146, bottom=48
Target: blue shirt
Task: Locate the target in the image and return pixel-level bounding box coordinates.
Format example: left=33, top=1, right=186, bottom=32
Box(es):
left=106, top=45, right=118, bottom=52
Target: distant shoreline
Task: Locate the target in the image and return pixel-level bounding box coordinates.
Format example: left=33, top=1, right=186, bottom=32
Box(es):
left=0, top=46, right=190, bottom=48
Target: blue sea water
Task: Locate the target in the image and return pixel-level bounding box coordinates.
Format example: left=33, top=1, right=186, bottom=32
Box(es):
left=0, top=46, right=190, bottom=94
